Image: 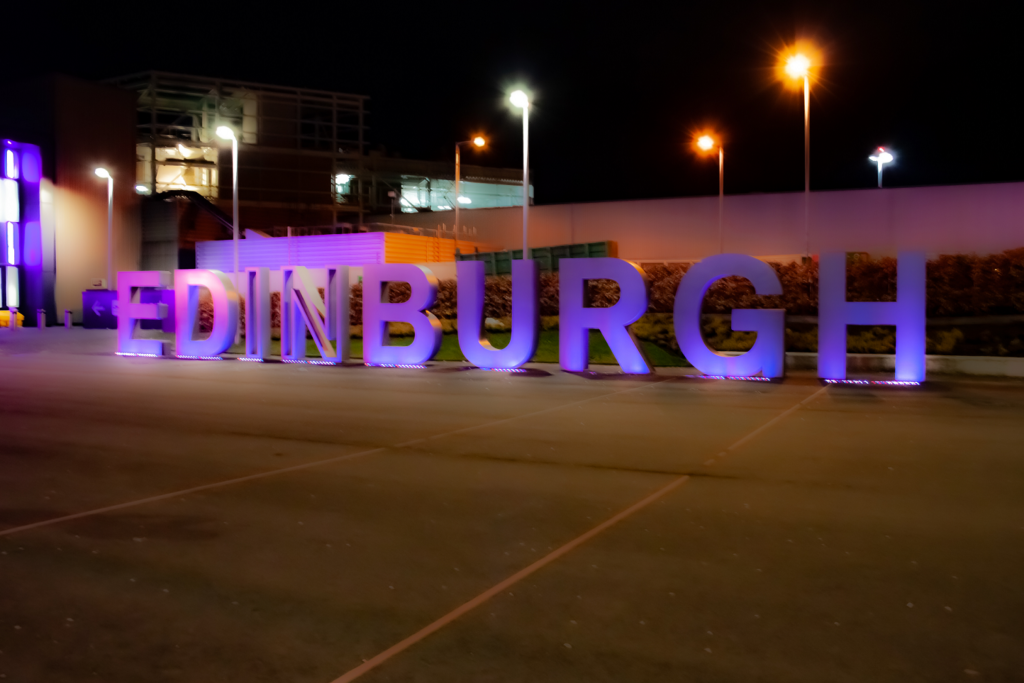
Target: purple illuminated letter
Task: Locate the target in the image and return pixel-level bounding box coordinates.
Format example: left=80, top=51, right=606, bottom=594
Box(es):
left=174, top=269, right=239, bottom=358
left=457, top=260, right=538, bottom=369
left=281, top=265, right=349, bottom=362
left=675, top=254, right=785, bottom=378
left=818, top=251, right=926, bottom=382
left=362, top=264, right=442, bottom=366
left=559, top=258, right=651, bottom=374
left=244, top=267, right=271, bottom=360
left=117, top=270, right=171, bottom=356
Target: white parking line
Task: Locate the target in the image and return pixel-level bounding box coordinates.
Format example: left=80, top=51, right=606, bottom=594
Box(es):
left=327, top=384, right=829, bottom=683
left=0, top=378, right=673, bottom=538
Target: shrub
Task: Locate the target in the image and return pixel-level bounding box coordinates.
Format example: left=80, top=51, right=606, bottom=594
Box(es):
left=205, top=248, right=1024, bottom=338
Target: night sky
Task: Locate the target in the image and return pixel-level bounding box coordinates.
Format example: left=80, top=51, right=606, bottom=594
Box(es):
left=8, top=1, right=1023, bottom=204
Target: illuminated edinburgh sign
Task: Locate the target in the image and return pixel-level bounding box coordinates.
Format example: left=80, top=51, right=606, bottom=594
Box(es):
left=116, top=251, right=927, bottom=382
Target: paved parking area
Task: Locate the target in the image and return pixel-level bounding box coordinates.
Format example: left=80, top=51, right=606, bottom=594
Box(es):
left=1, top=329, right=1023, bottom=682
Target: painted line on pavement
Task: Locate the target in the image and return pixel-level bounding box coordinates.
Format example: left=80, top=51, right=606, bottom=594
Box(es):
left=0, top=378, right=671, bottom=538
left=328, top=384, right=829, bottom=683
left=704, top=385, right=828, bottom=465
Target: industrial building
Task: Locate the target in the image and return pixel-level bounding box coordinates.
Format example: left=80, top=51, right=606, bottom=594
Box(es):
left=107, top=71, right=529, bottom=232
left=0, top=71, right=530, bottom=324
left=2, top=71, right=1022, bottom=329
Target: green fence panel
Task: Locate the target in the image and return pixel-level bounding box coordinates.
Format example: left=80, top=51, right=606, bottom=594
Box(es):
left=458, top=241, right=616, bottom=274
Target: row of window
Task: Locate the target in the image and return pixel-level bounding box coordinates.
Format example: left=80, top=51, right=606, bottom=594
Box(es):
left=2, top=149, right=20, bottom=268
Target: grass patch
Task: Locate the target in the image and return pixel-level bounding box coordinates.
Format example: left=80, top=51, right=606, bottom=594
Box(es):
left=231, top=330, right=691, bottom=367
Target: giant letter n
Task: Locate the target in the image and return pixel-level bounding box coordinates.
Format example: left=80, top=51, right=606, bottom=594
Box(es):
left=281, top=265, right=349, bottom=363
left=818, top=251, right=926, bottom=382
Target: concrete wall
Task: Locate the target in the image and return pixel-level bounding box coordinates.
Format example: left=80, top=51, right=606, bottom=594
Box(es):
left=373, top=182, right=1024, bottom=262
left=51, top=76, right=140, bottom=316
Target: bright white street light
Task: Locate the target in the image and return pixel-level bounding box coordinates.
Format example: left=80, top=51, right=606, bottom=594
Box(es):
left=135, top=184, right=150, bottom=194
left=217, top=125, right=241, bottom=342
left=509, top=90, right=531, bottom=257
left=94, top=167, right=113, bottom=289
left=869, top=147, right=895, bottom=188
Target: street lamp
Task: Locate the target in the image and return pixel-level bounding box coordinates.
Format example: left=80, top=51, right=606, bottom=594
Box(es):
left=94, top=167, right=113, bottom=289
left=510, top=90, right=530, bottom=258
left=779, top=46, right=817, bottom=257
left=868, top=147, right=894, bottom=188
left=216, top=126, right=240, bottom=301
left=694, top=133, right=725, bottom=253
left=455, top=136, right=486, bottom=248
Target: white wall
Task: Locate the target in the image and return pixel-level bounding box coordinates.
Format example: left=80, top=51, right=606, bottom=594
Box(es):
left=374, top=182, right=1024, bottom=261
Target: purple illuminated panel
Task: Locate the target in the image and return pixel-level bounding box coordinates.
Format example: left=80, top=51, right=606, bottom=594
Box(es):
left=559, top=258, right=651, bottom=374
left=675, top=253, right=785, bottom=378
left=2, top=141, right=50, bottom=328
left=3, top=149, right=17, bottom=179
left=362, top=264, right=443, bottom=366
left=818, top=251, right=926, bottom=382
left=457, top=260, right=538, bottom=369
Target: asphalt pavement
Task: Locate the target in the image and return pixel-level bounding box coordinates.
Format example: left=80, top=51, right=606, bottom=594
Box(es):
left=1, top=329, right=1022, bottom=682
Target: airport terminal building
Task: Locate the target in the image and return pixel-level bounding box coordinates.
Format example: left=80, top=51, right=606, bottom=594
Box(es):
left=1, top=71, right=1023, bottom=327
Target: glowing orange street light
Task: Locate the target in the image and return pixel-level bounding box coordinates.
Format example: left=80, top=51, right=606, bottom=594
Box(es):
left=455, top=136, right=487, bottom=245
left=693, top=132, right=725, bottom=253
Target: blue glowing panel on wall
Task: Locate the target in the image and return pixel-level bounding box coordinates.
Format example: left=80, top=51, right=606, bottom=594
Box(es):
left=1, top=140, right=52, bottom=327
left=5, top=222, right=17, bottom=265
left=4, top=149, right=17, bottom=179
left=0, top=178, right=18, bottom=222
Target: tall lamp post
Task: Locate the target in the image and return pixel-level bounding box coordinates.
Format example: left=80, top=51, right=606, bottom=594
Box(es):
left=455, top=136, right=486, bottom=248
left=695, top=134, right=724, bottom=253
left=510, top=90, right=530, bottom=258
left=94, top=167, right=113, bottom=289
left=781, top=50, right=814, bottom=257
left=216, top=126, right=240, bottom=296
left=868, top=147, right=894, bottom=188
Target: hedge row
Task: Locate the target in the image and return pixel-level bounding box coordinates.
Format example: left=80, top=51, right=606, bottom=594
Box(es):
left=217, top=248, right=1024, bottom=333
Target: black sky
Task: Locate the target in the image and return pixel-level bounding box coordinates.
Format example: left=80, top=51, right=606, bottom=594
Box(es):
left=8, top=0, right=1023, bottom=204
